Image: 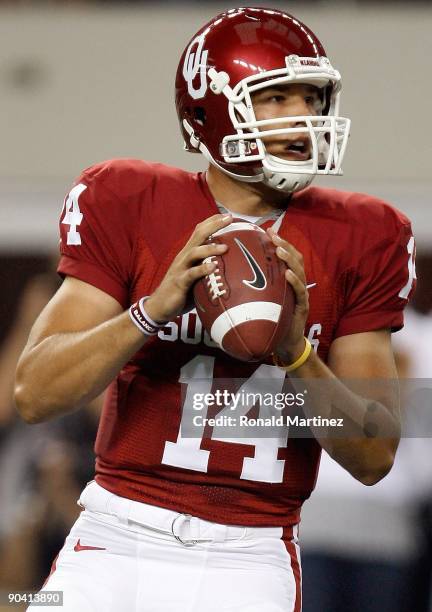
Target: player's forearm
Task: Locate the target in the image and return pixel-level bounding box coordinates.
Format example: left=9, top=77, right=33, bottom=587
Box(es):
left=14, top=311, right=146, bottom=423
left=280, top=350, right=400, bottom=485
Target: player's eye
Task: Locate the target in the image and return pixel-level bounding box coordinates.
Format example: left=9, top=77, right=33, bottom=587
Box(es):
left=268, top=95, right=285, bottom=102
left=253, top=92, right=285, bottom=104
left=306, top=95, right=323, bottom=113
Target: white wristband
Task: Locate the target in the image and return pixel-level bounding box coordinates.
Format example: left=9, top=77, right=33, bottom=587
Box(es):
left=129, top=297, right=163, bottom=336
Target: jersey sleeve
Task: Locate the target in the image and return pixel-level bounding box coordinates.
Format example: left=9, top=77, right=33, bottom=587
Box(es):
left=335, top=220, right=416, bottom=338
left=57, top=163, right=138, bottom=309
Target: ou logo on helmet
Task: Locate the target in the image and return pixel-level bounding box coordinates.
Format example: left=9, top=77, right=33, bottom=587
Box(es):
left=183, top=32, right=209, bottom=100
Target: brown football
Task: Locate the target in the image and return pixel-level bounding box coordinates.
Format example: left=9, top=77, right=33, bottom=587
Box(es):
left=193, top=221, right=295, bottom=361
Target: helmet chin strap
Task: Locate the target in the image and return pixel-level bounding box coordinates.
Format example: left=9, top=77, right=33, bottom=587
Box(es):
left=261, top=167, right=314, bottom=193
left=261, top=155, right=315, bottom=193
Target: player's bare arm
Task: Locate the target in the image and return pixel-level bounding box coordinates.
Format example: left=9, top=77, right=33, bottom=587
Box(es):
left=270, top=228, right=400, bottom=485
left=14, top=214, right=231, bottom=423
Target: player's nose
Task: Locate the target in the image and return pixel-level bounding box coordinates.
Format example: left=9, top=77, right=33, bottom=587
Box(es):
left=285, top=98, right=313, bottom=124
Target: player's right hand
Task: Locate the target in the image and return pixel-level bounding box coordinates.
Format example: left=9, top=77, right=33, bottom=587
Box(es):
left=144, top=214, right=232, bottom=323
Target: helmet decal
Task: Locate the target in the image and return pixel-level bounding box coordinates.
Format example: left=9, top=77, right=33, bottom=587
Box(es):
left=182, top=32, right=209, bottom=100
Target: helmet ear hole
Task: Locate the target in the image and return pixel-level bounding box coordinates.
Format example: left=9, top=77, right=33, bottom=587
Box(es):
left=193, top=107, right=206, bottom=126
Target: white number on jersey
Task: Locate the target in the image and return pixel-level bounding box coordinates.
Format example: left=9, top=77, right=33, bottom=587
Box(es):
left=398, top=236, right=416, bottom=299
left=162, top=355, right=288, bottom=483
left=211, top=364, right=287, bottom=482
left=307, top=323, right=321, bottom=352
left=61, top=183, right=86, bottom=245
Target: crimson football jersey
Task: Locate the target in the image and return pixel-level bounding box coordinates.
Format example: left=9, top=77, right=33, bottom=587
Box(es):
left=58, top=159, right=415, bottom=527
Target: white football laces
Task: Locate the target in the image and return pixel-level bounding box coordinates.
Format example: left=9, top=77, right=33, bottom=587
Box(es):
left=203, top=255, right=226, bottom=299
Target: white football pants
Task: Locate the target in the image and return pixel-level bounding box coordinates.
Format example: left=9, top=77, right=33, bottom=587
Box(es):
left=29, top=481, right=302, bottom=611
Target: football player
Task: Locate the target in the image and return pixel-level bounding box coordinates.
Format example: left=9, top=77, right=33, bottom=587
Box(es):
left=16, top=7, right=416, bottom=612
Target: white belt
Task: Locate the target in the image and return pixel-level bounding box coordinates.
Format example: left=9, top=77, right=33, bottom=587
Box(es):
left=78, top=481, right=253, bottom=546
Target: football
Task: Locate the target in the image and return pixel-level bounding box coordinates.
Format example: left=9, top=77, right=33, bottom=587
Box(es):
left=193, top=221, right=295, bottom=361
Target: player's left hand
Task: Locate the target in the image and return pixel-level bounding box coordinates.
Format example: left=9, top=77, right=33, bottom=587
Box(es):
left=267, top=228, right=309, bottom=362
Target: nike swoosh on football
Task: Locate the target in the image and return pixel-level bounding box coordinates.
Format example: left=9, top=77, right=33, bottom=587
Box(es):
left=74, top=538, right=106, bottom=552
left=306, top=282, right=317, bottom=289
left=234, top=238, right=267, bottom=291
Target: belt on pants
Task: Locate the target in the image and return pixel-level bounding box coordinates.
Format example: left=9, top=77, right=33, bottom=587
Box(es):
left=78, top=480, right=270, bottom=546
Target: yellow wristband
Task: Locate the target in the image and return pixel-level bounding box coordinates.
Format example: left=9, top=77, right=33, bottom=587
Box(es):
left=273, top=338, right=312, bottom=372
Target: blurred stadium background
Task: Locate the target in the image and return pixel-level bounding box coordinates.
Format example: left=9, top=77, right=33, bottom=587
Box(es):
left=0, top=1, right=431, bottom=611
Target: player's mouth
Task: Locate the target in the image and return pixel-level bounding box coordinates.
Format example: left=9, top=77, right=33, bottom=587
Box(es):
left=283, top=138, right=311, bottom=161
left=266, top=137, right=312, bottom=161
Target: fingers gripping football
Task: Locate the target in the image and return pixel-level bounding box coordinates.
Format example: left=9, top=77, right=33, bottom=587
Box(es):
left=184, top=214, right=231, bottom=249
left=145, top=214, right=231, bottom=323
left=267, top=229, right=310, bottom=359
left=177, top=243, right=226, bottom=288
